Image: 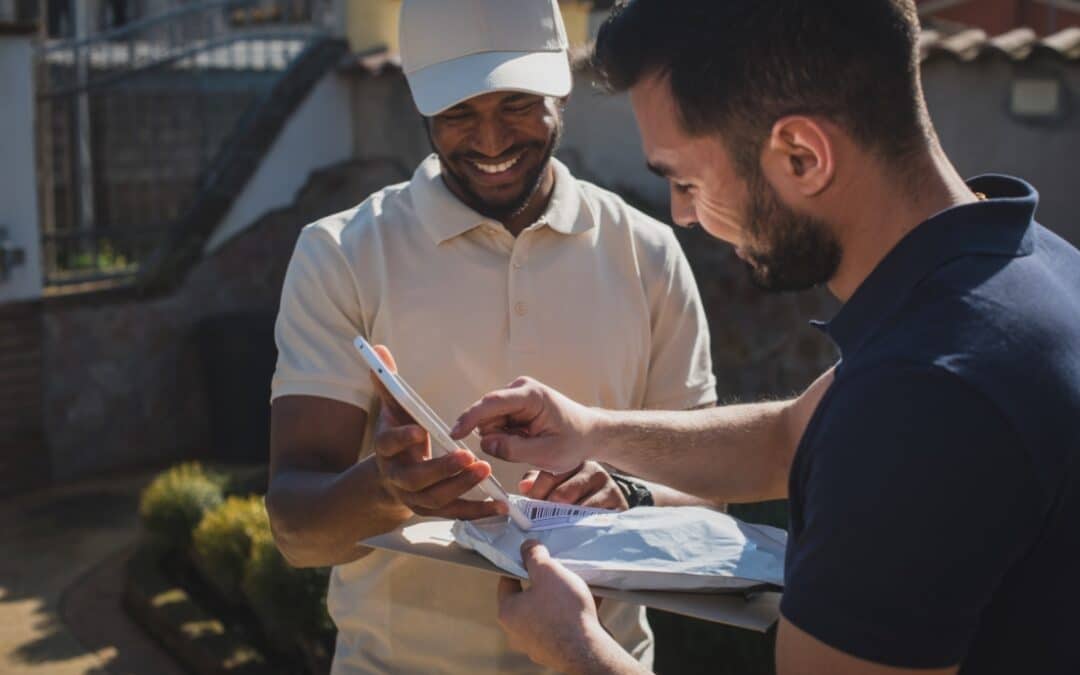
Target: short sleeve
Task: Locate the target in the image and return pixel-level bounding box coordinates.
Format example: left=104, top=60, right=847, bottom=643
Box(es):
left=641, top=228, right=717, bottom=410
left=271, top=226, right=375, bottom=411
left=781, top=366, right=1042, bottom=669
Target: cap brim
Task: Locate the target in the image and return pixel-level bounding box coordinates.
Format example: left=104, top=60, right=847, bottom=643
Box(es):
left=407, top=50, right=573, bottom=117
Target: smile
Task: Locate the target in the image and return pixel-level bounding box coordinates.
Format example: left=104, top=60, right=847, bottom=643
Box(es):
left=471, top=153, right=522, bottom=175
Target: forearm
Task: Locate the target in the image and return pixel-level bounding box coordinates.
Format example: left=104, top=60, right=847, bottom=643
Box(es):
left=564, top=624, right=653, bottom=675
left=594, top=368, right=834, bottom=505
left=266, top=455, right=412, bottom=568
left=597, top=400, right=793, bottom=505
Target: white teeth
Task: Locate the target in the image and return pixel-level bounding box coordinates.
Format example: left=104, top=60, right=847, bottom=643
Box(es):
left=473, top=155, right=521, bottom=175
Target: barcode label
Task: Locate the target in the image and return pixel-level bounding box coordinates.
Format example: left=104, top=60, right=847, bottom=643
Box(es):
left=511, top=497, right=613, bottom=531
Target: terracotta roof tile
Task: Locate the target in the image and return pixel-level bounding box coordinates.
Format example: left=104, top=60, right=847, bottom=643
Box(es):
left=921, top=26, right=1080, bottom=62
left=341, top=25, right=1080, bottom=79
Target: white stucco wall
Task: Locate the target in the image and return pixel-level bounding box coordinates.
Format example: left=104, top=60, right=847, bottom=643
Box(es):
left=0, top=34, right=44, bottom=304
left=205, top=71, right=355, bottom=253
left=560, top=72, right=669, bottom=209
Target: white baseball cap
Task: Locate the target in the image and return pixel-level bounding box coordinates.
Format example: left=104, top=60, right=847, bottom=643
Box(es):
left=400, top=0, right=573, bottom=117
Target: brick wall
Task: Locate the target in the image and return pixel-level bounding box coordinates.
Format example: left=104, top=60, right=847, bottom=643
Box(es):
left=0, top=302, right=47, bottom=496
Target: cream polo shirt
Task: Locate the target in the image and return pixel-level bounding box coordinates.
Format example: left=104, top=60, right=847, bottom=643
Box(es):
left=272, top=155, right=717, bottom=675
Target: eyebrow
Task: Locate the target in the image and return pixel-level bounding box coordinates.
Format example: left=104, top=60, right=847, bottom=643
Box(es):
left=647, top=161, right=676, bottom=179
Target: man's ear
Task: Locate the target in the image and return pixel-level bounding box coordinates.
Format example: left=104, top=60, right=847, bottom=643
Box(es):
left=761, top=116, right=836, bottom=198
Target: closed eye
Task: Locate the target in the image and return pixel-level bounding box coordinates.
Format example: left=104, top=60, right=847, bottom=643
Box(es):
left=505, top=100, right=541, bottom=114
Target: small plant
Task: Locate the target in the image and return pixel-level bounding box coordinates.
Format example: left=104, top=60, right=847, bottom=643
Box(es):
left=138, top=462, right=227, bottom=552
left=192, top=495, right=269, bottom=600
left=242, top=530, right=334, bottom=645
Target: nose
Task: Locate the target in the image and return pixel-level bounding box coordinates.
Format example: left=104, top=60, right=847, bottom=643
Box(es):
left=472, top=119, right=515, bottom=158
left=670, top=190, right=698, bottom=228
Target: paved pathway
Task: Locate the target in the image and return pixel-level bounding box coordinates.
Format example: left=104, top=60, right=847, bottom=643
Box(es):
left=0, top=474, right=185, bottom=674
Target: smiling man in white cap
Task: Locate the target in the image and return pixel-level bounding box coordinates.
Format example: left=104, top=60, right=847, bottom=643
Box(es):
left=265, top=0, right=719, bottom=672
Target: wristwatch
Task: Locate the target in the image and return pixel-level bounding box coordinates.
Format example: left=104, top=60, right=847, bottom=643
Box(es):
left=611, top=473, right=655, bottom=508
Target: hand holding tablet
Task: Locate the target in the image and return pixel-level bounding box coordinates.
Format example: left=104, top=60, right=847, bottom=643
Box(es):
left=354, top=337, right=534, bottom=530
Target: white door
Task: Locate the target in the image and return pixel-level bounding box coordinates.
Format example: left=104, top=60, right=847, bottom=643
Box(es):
left=0, top=32, right=43, bottom=305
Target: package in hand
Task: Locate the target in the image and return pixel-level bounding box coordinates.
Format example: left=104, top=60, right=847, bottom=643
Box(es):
left=452, top=499, right=787, bottom=593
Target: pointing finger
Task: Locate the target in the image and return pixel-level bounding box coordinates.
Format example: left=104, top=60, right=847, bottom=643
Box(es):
left=451, top=386, right=538, bottom=440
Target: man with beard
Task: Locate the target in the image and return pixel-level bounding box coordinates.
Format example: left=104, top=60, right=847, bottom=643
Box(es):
left=264, top=0, right=730, bottom=672
left=450, top=1, right=1080, bottom=674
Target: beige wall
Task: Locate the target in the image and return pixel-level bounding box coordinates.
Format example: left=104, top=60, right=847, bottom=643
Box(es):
left=343, top=0, right=598, bottom=54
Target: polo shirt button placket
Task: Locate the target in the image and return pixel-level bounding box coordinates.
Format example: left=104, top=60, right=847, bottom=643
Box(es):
left=508, top=237, right=533, bottom=351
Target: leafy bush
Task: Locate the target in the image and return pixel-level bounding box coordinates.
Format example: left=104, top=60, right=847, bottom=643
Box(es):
left=242, top=530, right=333, bottom=643
left=138, top=462, right=227, bottom=552
left=192, top=495, right=269, bottom=599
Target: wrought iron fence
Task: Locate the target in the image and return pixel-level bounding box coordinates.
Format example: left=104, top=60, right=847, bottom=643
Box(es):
left=35, top=0, right=335, bottom=287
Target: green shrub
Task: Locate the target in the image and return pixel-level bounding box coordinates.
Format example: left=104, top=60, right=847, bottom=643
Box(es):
left=192, top=495, right=269, bottom=599
left=242, top=530, right=333, bottom=643
left=138, top=462, right=227, bottom=551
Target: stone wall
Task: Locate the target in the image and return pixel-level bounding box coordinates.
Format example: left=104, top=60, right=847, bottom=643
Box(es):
left=41, top=158, right=409, bottom=480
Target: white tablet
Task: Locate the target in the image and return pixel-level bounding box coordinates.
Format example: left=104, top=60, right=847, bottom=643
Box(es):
left=353, top=336, right=533, bottom=530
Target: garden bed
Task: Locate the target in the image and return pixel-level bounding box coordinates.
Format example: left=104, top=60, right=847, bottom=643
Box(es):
left=126, top=463, right=333, bottom=675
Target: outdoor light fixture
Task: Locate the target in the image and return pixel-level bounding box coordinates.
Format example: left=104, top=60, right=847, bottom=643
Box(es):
left=1009, top=75, right=1069, bottom=124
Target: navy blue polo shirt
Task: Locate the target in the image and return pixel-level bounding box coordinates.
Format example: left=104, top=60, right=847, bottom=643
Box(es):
left=781, top=176, right=1080, bottom=674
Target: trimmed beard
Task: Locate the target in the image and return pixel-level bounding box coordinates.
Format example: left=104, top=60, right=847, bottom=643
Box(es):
left=740, top=166, right=842, bottom=293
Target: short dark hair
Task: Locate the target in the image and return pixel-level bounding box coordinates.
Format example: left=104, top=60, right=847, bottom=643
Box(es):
left=594, top=0, right=929, bottom=172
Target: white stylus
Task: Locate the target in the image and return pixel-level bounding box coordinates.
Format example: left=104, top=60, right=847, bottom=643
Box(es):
left=353, top=337, right=533, bottom=530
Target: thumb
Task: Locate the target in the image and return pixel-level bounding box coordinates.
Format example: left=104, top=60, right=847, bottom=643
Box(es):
left=372, top=344, right=398, bottom=372
left=520, top=540, right=553, bottom=579
left=369, top=344, right=412, bottom=424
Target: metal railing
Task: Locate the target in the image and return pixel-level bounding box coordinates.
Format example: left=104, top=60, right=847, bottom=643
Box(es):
left=36, top=0, right=335, bottom=287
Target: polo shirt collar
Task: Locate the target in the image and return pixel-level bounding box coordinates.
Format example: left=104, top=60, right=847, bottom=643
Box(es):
left=411, top=154, right=597, bottom=244
left=818, top=174, right=1039, bottom=357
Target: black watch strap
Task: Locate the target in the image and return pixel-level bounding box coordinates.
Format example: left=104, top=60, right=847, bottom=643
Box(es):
left=611, top=473, right=654, bottom=508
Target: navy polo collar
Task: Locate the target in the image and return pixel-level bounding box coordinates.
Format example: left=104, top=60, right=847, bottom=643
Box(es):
left=818, top=175, right=1039, bottom=357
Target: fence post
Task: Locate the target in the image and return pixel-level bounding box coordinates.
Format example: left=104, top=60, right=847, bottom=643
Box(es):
left=73, top=0, right=96, bottom=237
